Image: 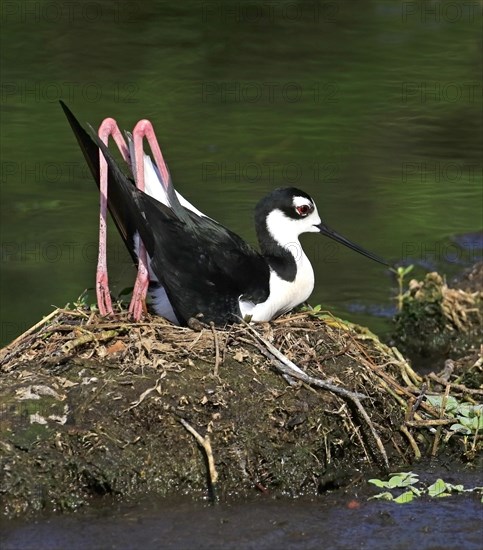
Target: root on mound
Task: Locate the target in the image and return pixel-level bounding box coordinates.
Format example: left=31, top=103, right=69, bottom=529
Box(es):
left=0, top=307, right=481, bottom=517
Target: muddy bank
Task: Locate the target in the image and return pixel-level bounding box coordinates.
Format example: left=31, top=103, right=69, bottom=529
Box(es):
left=1, top=309, right=481, bottom=518
left=392, top=263, right=482, bottom=359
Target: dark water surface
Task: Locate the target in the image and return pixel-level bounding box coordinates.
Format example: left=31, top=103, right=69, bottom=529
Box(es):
left=2, top=490, right=482, bottom=550
left=2, top=464, right=482, bottom=549
left=1, top=1, right=481, bottom=345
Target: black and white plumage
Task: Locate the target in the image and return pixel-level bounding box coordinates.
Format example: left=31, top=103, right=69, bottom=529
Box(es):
left=61, top=101, right=388, bottom=326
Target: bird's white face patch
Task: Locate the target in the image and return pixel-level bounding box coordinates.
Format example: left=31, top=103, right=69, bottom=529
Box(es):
left=292, top=196, right=312, bottom=209
left=266, top=199, right=322, bottom=251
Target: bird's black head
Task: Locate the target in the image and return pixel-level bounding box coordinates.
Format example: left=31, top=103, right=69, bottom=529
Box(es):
left=255, top=187, right=318, bottom=228
left=255, top=187, right=389, bottom=266
left=254, top=187, right=322, bottom=262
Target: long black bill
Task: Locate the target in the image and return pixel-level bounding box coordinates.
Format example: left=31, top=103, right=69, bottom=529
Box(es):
left=317, top=222, right=389, bottom=266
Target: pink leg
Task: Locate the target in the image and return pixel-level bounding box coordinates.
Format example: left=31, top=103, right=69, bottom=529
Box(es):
left=133, top=120, right=171, bottom=190
left=97, top=118, right=130, bottom=316
left=128, top=120, right=171, bottom=320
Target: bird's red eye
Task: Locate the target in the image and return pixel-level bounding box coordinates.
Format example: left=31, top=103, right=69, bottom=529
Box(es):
left=296, top=204, right=312, bottom=217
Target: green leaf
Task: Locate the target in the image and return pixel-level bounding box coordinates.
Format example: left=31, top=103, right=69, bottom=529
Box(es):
left=369, top=478, right=386, bottom=488
left=425, top=395, right=459, bottom=414
left=387, top=476, right=404, bottom=488
left=428, top=479, right=447, bottom=497
left=456, top=404, right=475, bottom=418
left=473, top=415, right=483, bottom=430
left=401, top=265, right=414, bottom=277
left=387, top=472, right=419, bottom=488
left=394, top=491, right=415, bottom=504
left=393, top=265, right=414, bottom=278
left=450, top=423, right=472, bottom=435
left=462, top=416, right=481, bottom=431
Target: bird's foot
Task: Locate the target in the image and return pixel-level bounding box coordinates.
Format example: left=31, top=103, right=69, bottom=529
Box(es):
left=129, top=275, right=149, bottom=321
left=96, top=273, right=114, bottom=316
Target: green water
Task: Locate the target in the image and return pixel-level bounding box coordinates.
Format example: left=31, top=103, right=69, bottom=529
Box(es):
left=1, top=1, right=481, bottom=345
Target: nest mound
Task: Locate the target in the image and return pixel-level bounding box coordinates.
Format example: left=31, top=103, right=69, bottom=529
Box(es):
left=393, top=265, right=483, bottom=358
left=0, top=308, right=481, bottom=517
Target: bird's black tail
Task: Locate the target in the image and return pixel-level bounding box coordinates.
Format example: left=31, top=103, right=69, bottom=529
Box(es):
left=60, top=100, right=143, bottom=261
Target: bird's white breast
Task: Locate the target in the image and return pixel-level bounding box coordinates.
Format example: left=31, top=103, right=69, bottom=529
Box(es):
left=239, top=249, right=315, bottom=322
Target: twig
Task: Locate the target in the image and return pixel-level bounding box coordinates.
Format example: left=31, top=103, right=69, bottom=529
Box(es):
left=186, top=330, right=205, bottom=351
left=408, top=383, right=427, bottom=421
left=126, top=375, right=164, bottom=411
left=210, top=322, right=220, bottom=378
left=362, top=366, right=409, bottom=409
left=318, top=341, right=352, bottom=363
left=390, top=434, right=409, bottom=461
left=272, top=313, right=311, bottom=324
left=348, top=391, right=390, bottom=471
left=391, top=346, right=423, bottom=385
left=248, top=336, right=367, bottom=401
left=349, top=344, right=440, bottom=418
left=6, top=307, right=61, bottom=348
left=428, top=373, right=483, bottom=395
left=220, top=324, right=236, bottom=366
left=405, top=418, right=453, bottom=427
left=432, top=383, right=451, bottom=457
left=400, top=425, right=422, bottom=459
left=242, top=322, right=389, bottom=470
left=61, top=330, right=118, bottom=353
left=179, top=418, right=218, bottom=499
left=0, top=308, right=62, bottom=367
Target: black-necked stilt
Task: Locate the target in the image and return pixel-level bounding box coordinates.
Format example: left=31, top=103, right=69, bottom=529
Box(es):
left=60, top=101, right=388, bottom=325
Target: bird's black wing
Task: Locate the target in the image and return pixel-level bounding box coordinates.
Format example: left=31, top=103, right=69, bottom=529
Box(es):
left=137, top=196, right=271, bottom=324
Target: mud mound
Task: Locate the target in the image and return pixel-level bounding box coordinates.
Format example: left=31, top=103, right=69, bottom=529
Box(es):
left=1, top=308, right=481, bottom=517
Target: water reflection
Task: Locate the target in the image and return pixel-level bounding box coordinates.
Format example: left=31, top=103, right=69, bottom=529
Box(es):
left=1, top=1, right=481, bottom=344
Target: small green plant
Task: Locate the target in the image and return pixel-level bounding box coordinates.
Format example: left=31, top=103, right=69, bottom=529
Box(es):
left=427, top=478, right=464, bottom=498
left=369, top=472, right=421, bottom=503
left=302, top=304, right=354, bottom=329
left=390, top=265, right=414, bottom=311
left=425, top=395, right=483, bottom=436
left=72, top=290, right=97, bottom=312
left=369, top=472, right=483, bottom=504
left=300, top=303, right=329, bottom=321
